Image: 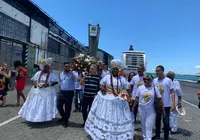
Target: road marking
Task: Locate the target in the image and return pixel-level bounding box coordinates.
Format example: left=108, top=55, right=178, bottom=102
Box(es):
left=0, top=115, right=20, bottom=127
left=182, top=99, right=198, bottom=108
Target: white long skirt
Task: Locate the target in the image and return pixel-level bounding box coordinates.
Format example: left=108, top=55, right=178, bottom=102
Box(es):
left=84, top=91, right=134, bottom=140
left=18, top=86, right=57, bottom=122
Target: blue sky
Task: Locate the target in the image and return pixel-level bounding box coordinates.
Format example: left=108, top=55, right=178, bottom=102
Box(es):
left=32, top=0, right=200, bottom=74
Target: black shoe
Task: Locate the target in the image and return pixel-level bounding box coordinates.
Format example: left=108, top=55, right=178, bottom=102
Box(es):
left=58, top=118, right=64, bottom=123
left=0, top=96, right=2, bottom=101
left=82, top=122, right=85, bottom=127
left=62, top=121, right=68, bottom=128
left=170, top=131, right=177, bottom=134
left=152, top=135, right=161, bottom=140
left=87, top=135, right=92, bottom=140
left=73, top=109, right=79, bottom=112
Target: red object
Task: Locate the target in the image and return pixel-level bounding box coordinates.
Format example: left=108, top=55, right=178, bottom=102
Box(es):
left=15, top=68, right=27, bottom=91
left=198, top=90, right=200, bottom=95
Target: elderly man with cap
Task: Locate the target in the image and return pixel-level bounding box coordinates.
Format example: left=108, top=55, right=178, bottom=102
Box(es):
left=84, top=59, right=134, bottom=140
left=166, top=71, right=183, bottom=134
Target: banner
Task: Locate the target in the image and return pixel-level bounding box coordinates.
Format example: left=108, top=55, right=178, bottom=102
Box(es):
left=89, top=25, right=98, bottom=37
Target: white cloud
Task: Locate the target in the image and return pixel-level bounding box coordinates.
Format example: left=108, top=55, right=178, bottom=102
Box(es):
left=194, top=65, right=200, bottom=69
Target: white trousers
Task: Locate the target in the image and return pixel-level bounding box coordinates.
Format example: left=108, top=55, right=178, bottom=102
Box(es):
left=170, top=110, right=178, bottom=132
left=138, top=106, right=156, bottom=140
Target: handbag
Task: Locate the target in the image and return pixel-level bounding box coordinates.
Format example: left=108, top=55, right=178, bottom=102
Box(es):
left=154, top=87, right=163, bottom=114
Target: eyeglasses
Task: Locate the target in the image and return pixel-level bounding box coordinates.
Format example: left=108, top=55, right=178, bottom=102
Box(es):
left=65, top=65, right=70, bottom=68
left=143, top=78, right=151, bottom=81
left=156, top=70, right=162, bottom=72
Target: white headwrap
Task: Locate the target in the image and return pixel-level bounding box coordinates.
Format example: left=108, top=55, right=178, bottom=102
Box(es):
left=38, top=58, right=53, bottom=70
left=111, top=59, right=123, bottom=69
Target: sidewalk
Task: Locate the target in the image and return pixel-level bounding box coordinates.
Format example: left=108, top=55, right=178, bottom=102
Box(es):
left=0, top=79, right=32, bottom=123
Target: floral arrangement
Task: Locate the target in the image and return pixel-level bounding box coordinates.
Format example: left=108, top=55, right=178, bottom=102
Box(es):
left=96, top=61, right=104, bottom=68
left=70, top=54, right=97, bottom=71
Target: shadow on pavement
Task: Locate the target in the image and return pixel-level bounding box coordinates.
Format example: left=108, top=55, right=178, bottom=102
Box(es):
left=22, top=118, right=61, bottom=129
left=68, top=121, right=83, bottom=128
left=176, top=128, right=193, bottom=137
left=0, top=104, right=19, bottom=108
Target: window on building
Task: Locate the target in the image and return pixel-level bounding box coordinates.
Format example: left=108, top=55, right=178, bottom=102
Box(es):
left=0, top=12, right=29, bottom=42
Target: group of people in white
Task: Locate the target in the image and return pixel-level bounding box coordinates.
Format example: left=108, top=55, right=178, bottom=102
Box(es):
left=18, top=58, right=183, bottom=140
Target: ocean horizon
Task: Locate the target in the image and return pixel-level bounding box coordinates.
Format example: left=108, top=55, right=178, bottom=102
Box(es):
left=149, top=73, right=200, bottom=83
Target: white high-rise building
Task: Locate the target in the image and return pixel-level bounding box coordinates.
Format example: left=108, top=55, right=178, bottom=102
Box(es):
left=121, top=45, right=147, bottom=73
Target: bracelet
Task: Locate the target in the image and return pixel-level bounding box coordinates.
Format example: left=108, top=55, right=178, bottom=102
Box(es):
left=49, top=83, right=53, bottom=86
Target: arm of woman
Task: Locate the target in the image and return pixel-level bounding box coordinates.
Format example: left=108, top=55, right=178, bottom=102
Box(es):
left=80, top=72, right=88, bottom=85
left=45, top=73, right=59, bottom=87
left=4, top=70, right=11, bottom=79
left=157, top=98, right=165, bottom=116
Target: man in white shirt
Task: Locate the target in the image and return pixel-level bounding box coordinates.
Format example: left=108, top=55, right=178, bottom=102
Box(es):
left=73, top=71, right=83, bottom=112
left=130, top=65, right=145, bottom=122
left=57, top=62, right=77, bottom=127
left=166, top=71, right=183, bottom=134
left=152, top=65, right=175, bottom=140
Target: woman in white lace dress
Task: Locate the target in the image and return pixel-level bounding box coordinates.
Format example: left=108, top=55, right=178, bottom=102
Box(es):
left=84, top=59, right=134, bottom=140
left=18, top=58, right=58, bottom=122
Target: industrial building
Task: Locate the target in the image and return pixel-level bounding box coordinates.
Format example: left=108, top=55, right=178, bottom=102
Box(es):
left=0, top=0, right=87, bottom=76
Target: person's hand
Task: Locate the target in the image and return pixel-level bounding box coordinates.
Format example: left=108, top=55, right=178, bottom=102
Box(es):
left=69, top=68, right=73, bottom=73
left=171, top=104, right=175, bottom=111
left=38, top=83, right=45, bottom=88
left=84, top=71, right=88, bottom=77
left=162, top=108, right=166, bottom=117
left=19, top=71, right=23, bottom=76
left=106, top=87, right=112, bottom=93
left=44, top=83, right=49, bottom=88
left=177, top=102, right=182, bottom=108
left=33, top=83, right=37, bottom=88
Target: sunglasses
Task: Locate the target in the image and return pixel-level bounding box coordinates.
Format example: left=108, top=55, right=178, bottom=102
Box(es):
left=156, top=70, right=162, bottom=72
left=143, top=78, right=151, bottom=81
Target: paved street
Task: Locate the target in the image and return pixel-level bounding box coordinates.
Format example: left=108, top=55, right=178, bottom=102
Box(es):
left=0, top=80, right=200, bottom=140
